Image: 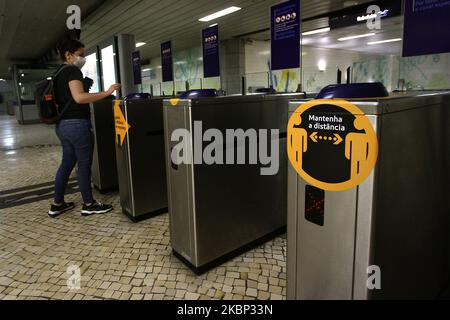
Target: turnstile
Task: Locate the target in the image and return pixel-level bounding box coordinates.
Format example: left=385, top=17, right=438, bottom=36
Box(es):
left=91, top=97, right=118, bottom=193
left=115, top=96, right=168, bottom=222
left=163, top=93, right=306, bottom=274
left=287, top=90, right=450, bottom=300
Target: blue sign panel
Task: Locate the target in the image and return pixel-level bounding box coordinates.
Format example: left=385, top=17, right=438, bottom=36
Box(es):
left=403, top=0, right=450, bottom=57
left=161, top=41, right=174, bottom=82
left=132, top=51, right=142, bottom=85
left=271, top=0, right=301, bottom=70
left=202, top=25, right=220, bottom=78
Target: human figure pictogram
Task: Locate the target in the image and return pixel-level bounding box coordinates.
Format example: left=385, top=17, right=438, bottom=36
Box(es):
left=290, top=116, right=308, bottom=170
left=345, top=117, right=374, bottom=180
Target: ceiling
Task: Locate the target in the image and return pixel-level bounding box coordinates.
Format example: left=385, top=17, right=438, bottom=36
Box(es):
left=1, top=0, right=398, bottom=79
left=80, top=0, right=377, bottom=62
left=0, top=0, right=105, bottom=79
left=301, top=16, right=404, bottom=55
left=249, top=15, right=404, bottom=55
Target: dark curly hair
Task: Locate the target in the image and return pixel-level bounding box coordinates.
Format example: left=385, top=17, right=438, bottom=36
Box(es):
left=58, top=39, right=85, bottom=61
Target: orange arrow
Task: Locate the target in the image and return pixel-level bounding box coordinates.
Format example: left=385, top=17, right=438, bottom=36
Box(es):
left=310, top=132, right=318, bottom=143
left=114, top=100, right=131, bottom=146
left=334, top=134, right=343, bottom=145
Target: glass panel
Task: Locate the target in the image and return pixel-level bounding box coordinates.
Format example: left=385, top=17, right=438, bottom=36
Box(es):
left=174, top=81, right=187, bottom=94
left=82, top=52, right=100, bottom=93
left=303, top=66, right=338, bottom=93
left=187, top=78, right=202, bottom=90
left=271, top=68, right=301, bottom=93
left=161, top=82, right=174, bottom=96
left=101, top=45, right=117, bottom=95
left=202, top=76, right=221, bottom=90
left=151, top=83, right=162, bottom=96
left=245, top=72, right=269, bottom=93
left=398, top=53, right=450, bottom=90
left=351, top=56, right=397, bottom=92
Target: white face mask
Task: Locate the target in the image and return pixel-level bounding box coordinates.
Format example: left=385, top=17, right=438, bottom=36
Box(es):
left=73, top=55, right=86, bottom=69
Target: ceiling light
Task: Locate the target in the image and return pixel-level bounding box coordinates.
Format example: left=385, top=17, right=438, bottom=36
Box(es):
left=317, top=60, right=327, bottom=72
left=209, top=23, right=218, bottom=27
left=338, top=33, right=375, bottom=41
left=199, top=6, right=241, bottom=22
left=302, top=27, right=330, bottom=36
left=136, top=42, right=146, bottom=48
left=0, top=79, right=6, bottom=81
left=142, top=68, right=151, bottom=72
left=21, top=74, right=25, bottom=77
left=368, top=38, right=402, bottom=45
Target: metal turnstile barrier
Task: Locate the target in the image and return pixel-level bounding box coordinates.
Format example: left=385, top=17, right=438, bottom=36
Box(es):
left=163, top=93, right=307, bottom=274
left=91, top=97, right=118, bottom=193
left=115, top=96, right=168, bottom=222
left=287, top=89, right=450, bottom=300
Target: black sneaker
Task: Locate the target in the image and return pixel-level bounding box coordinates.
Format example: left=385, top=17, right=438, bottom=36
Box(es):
left=81, top=201, right=113, bottom=216
left=48, top=202, right=75, bottom=218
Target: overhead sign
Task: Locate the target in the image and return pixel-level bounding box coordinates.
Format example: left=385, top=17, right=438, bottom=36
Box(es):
left=271, top=0, right=301, bottom=70
left=132, top=51, right=142, bottom=85
left=202, top=25, right=220, bottom=78
left=288, top=99, right=378, bottom=192
left=114, top=100, right=131, bottom=146
left=161, top=41, right=174, bottom=82
left=356, top=9, right=389, bottom=22
left=403, top=0, right=450, bottom=57
left=329, top=1, right=401, bottom=29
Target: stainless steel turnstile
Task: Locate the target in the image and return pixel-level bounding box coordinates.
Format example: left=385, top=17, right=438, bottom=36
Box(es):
left=287, top=92, right=450, bottom=300
left=91, top=97, right=118, bottom=193
left=115, top=97, right=168, bottom=222
left=163, top=93, right=306, bottom=273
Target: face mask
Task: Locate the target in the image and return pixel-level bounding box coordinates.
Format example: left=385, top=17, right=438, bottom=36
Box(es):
left=73, top=55, right=86, bottom=69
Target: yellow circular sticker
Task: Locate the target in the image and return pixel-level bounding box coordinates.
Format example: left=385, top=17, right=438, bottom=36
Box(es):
left=287, top=99, right=378, bottom=192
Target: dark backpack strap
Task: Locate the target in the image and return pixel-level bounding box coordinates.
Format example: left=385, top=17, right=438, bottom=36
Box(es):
left=53, top=64, right=75, bottom=79
left=53, top=64, right=78, bottom=123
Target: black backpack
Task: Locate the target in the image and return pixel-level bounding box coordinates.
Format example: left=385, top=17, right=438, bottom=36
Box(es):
left=35, top=65, right=74, bottom=124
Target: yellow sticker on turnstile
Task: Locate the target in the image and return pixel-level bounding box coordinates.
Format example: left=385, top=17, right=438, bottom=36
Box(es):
left=287, top=99, right=378, bottom=192
left=114, top=100, right=131, bottom=146
left=170, top=98, right=180, bottom=106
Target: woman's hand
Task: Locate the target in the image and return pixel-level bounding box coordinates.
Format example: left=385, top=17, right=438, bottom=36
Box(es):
left=106, top=84, right=122, bottom=96
left=69, top=80, right=122, bottom=104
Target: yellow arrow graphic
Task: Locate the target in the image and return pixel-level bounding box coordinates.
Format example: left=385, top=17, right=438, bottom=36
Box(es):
left=334, top=134, right=343, bottom=145
left=114, top=100, right=131, bottom=146
left=310, top=132, right=318, bottom=143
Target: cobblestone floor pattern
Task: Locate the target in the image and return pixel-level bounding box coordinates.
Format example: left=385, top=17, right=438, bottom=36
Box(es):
left=0, top=117, right=287, bottom=300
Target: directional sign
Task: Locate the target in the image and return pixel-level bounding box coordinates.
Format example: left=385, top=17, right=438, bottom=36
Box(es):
left=288, top=99, right=378, bottom=192
left=114, top=100, right=131, bottom=146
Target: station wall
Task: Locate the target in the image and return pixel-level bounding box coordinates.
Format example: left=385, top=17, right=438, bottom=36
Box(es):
left=141, top=41, right=450, bottom=94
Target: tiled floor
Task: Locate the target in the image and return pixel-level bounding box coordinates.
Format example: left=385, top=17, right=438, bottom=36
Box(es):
left=0, top=115, right=287, bottom=300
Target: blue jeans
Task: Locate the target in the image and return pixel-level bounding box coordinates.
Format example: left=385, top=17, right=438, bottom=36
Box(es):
left=54, top=119, right=94, bottom=204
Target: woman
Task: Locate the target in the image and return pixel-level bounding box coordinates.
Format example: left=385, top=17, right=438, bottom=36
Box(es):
left=49, top=39, right=121, bottom=218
